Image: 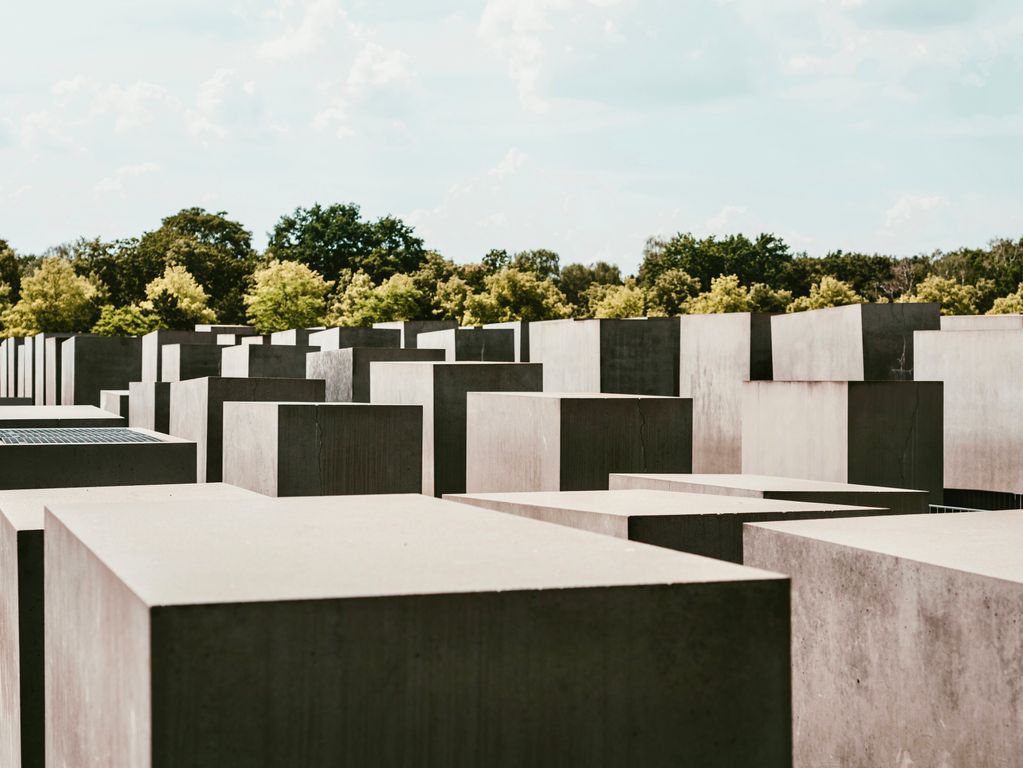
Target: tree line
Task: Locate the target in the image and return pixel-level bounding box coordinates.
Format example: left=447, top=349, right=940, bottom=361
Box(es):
left=2, top=204, right=1022, bottom=337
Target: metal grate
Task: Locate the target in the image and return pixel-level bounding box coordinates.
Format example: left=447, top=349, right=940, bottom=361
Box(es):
left=0, top=428, right=164, bottom=445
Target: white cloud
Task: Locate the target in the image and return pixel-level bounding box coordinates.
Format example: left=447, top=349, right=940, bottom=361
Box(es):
left=94, top=162, right=162, bottom=195
left=706, top=205, right=747, bottom=233
left=346, top=42, right=412, bottom=96
left=488, top=148, right=527, bottom=180
left=259, top=0, right=343, bottom=60
left=50, top=76, right=175, bottom=133
left=885, top=193, right=943, bottom=228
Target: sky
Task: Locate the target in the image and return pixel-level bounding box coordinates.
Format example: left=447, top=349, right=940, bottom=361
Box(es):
left=1, top=0, right=1021, bottom=275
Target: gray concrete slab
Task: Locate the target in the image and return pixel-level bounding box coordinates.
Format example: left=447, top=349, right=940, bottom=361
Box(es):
left=915, top=329, right=1023, bottom=498
left=771, top=302, right=939, bottom=381
left=609, top=473, right=929, bottom=516
left=160, top=343, right=223, bottom=382
left=32, top=334, right=74, bottom=405
left=307, top=326, right=401, bottom=350
left=446, top=488, right=885, bottom=562
left=373, top=320, right=457, bottom=348
left=140, top=330, right=220, bottom=383
left=305, top=347, right=444, bottom=402
left=940, top=314, right=1023, bottom=330
left=20, top=339, right=33, bottom=401
left=99, top=390, right=130, bottom=419
left=220, top=344, right=317, bottom=379
left=0, top=339, right=7, bottom=398
left=466, top=391, right=693, bottom=492
left=679, top=313, right=772, bottom=472
left=0, top=398, right=33, bottom=406
left=45, top=493, right=791, bottom=767
left=269, top=328, right=324, bottom=346
left=744, top=510, right=1023, bottom=768
left=223, top=402, right=422, bottom=496
left=0, top=427, right=195, bottom=490
left=128, top=381, right=171, bottom=433
left=417, top=327, right=515, bottom=362
left=371, top=362, right=543, bottom=496
left=168, top=376, right=324, bottom=482
left=194, top=324, right=257, bottom=335
left=529, top=317, right=680, bottom=395
left=0, top=482, right=259, bottom=768
left=483, top=320, right=530, bottom=361
left=0, top=405, right=124, bottom=428
left=61, top=336, right=142, bottom=407
left=742, top=380, right=944, bottom=504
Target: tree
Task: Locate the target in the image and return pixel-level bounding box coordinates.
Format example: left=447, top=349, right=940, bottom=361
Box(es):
left=786, top=276, right=864, bottom=313
left=896, top=275, right=982, bottom=315
left=590, top=280, right=646, bottom=318
left=510, top=249, right=560, bottom=281
left=410, top=252, right=459, bottom=318
left=558, top=261, right=623, bottom=309
left=988, top=282, right=1023, bottom=314
left=639, top=233, right=792, bottom=290
left=142, top=265, right=217, bottom=328
left=0, top=239, right=21, bottom=299
left=326, top=271, right=424, bottom=327
left=435, top=275, right=474, bottom=325
left=748, top=283, right=793, bottom=313
left=646, top=268, right=700, bottom=316
left=464, top=268, right=571, bottom=324
left=91, top=304, right=159, bottom=336
left=0, top=257, right=102, bottom=335
left=786, top=251, right=897, bottom=301
left=687, top=275, right=753, bottom=314
left=267, top=203, right=426, bottom=285
left=244, top=259, right=332, bottom=333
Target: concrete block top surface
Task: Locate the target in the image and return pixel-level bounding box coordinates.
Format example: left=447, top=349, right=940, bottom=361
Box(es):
left=611, top=473, right=924, bottom=495
left=0, top=482, right=259, bottom=533
left=0, top=405, right=122, bottom=421
left=471, top=391, right=680, bottom=401
left=446, top=489, right=881, bottom=518
left=45, top=494, right=783, bottom=607
left=747, top=510, right=1023, bottom=583
left=939, top=314, right=1023, bottom=330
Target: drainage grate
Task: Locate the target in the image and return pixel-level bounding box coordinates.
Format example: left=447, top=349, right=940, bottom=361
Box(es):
left=0, top=428, right=165, bottom=445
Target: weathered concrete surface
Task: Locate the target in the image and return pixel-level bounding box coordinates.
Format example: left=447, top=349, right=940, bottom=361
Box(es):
left=742, top=380, right=944, bottom=504
left=0, top=339, right=8, bottom=398
left=446, top=488, right=884, bottom=563
left=371, top=362, right=543, bottom=496
left=745, top=511, right=1023, bottom=768
left=0, top=405, right=124, bottom=428
left=141, top=331, right=220, bottom=383
left=373, top=320, right=458, bottom=348
left=44, top=336, right=83, bottom=405
left=529, top=318, right=680, bottom=395
left=160, top=343, right=224, bottom=383
left=609, top=473, right=929, bottom=516
left=0, top=398, right=33, bottom=406
left=307, top=327, right=401, bottom=351
left=220, top=344, right=317, bottom=379
left=45, top=494, right=791, bottom=768
left=61, top=336, right=142, bottom=407
left=128, top=381, right=172, bottom=433
left=915, top=329, right=1023, bottom=498
left=483, top=321, right=530, bottom=361
left=169, top=376, right=324, bottom=482
left=465, top=392, right=693, bottom=492
left=99, top=390, right=130, bottom=418
left=194, top=324, right=257, bottom=335
left=418, top=328, right=516, bottom=362
left=306, top=347, right=444, bottom=402
left=0, top=483, right=258, bottom=768
left=269, top=328, right=323, bottom=346
left=32, top=334, right=74, bottom=405
left=223, top=402, right=422, bottom=496
left=771, top=303, right=939, bottom=381
left=20, top=339, right=33, bottom=400
left=940, top=314, right=1023, bottom=330
left=679, top=313, right=772, bottom=472
left=0, top=428, right=195, bottom=490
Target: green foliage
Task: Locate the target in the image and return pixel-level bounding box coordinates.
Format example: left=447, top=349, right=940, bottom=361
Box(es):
left=142, top=265, right=217, bottom=328
left=267, top=203, right=426, bottom=286
left=464, top=268, right=571, bottom=324
left=0, top=239, right=21, bottom=299
left=639, top=233, right=792, bottom=291
left=510, top=249, right=560, bottom=281
left=410, top=252, right=459, bottom=319
left=988, top=282, right=1023, bottom=314
left=786, top=276, right=864, bottom=312
left=558, top=261, right=623, bottom=309
left=0, top=257, right=102, bottom=336
left=896, top=275, right=984, bottom=315
left=748, top=283, right=793, bottom=313
left=687, top=275, right=753, bottom=314
left=327, top=271, right=424, bottom=327
left=244, top=260, right=332, bottom=333
left=646, top=268, right=700, bottom=316
left=91, top=304, right=159, bottom=336
left=590, top=279, right=646, bottom=318
left=481, top=249, right=511, bottom=274
left=434, top=275, right=473, bottom=325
